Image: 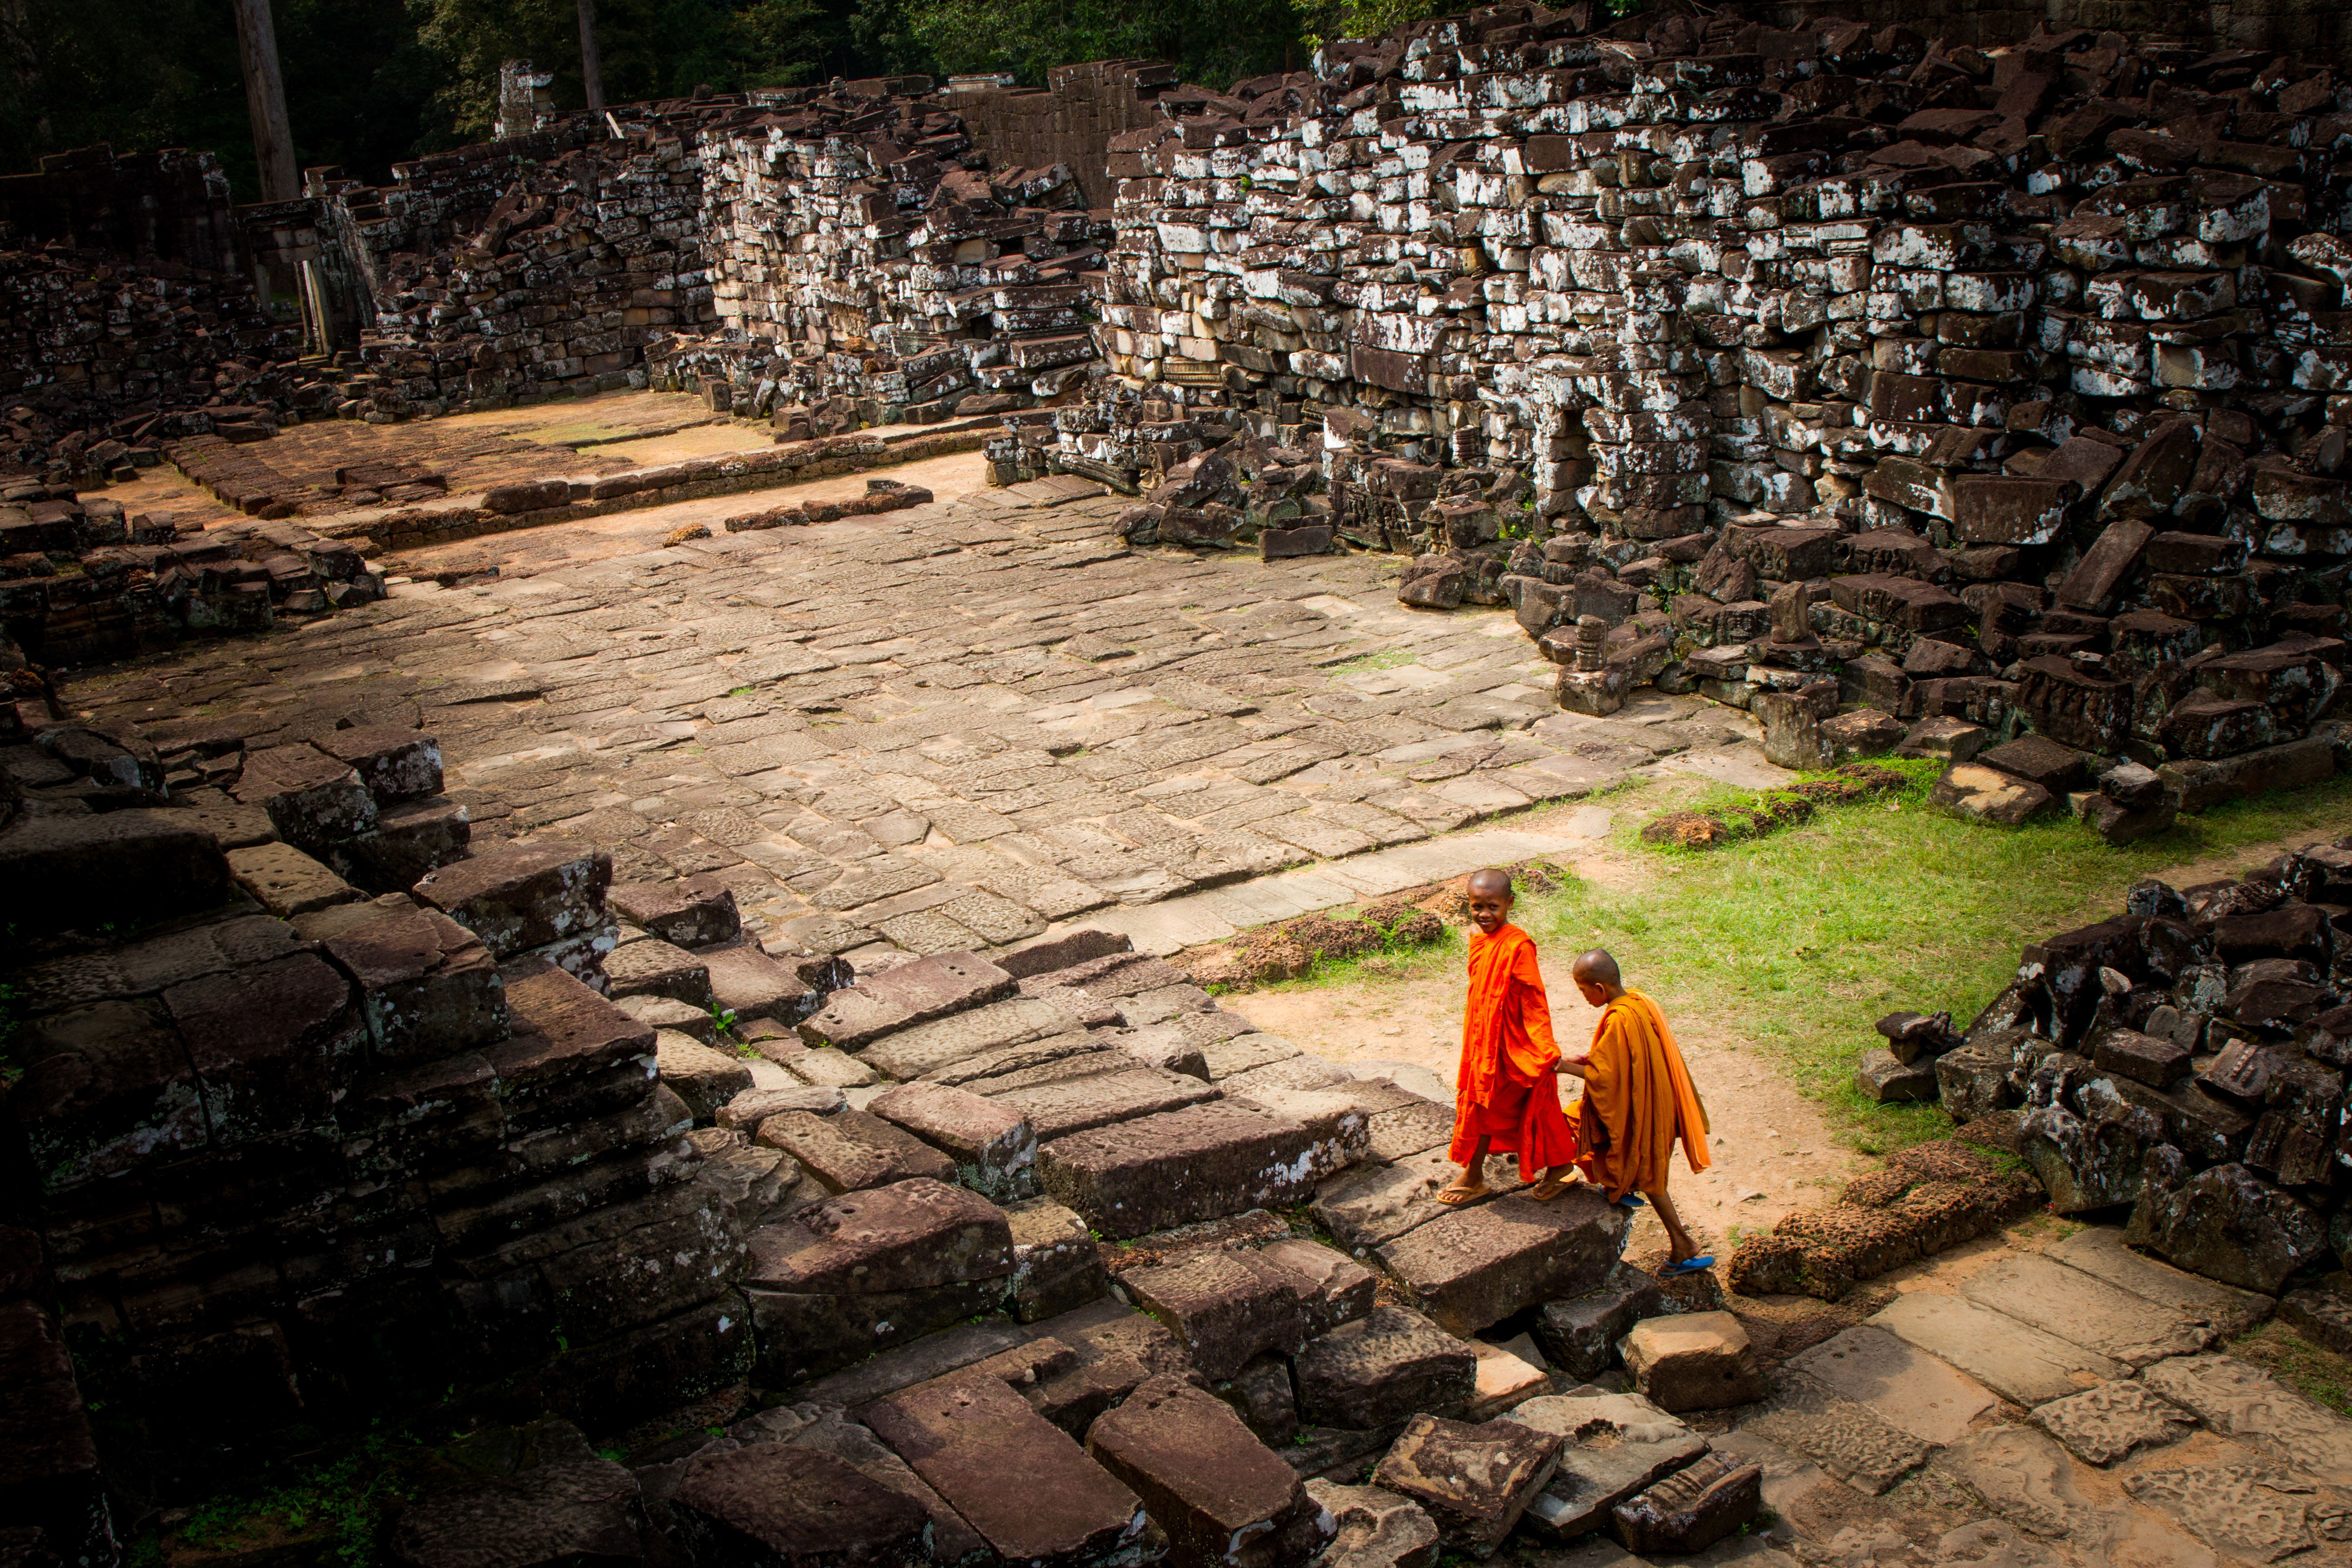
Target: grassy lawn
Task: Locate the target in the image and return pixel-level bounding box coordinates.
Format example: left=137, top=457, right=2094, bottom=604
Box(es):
left=1265, top=761, right=2352, bottom=1155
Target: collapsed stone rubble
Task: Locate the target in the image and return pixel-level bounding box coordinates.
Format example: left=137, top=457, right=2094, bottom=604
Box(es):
left=1024, top=3, right=2352, bottom=810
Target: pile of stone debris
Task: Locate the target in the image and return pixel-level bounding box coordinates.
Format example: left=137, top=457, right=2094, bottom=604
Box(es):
left=1822, top=847, right=2352, bottom=1307
left=1023, top=1, right=2352, bottom=817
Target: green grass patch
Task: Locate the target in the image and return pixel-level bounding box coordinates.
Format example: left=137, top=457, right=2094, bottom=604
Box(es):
left=1327, top=648, right=1420, bottom=675
left=1267, top=763, right=2352, bottom=1154
left=2231, top=1318, right=2352, bottom=1416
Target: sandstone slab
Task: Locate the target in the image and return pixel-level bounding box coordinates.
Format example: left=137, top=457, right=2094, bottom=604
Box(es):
left=1294, top=1305, right=1477, bottom=1431
left=1620, top=1311, right=1766, bottom=1413
left=2030, top=1380, right=2195, bottom=1465
left=1609, top=1450, right=1761, bottom=1555
left=2141, top=1354, right=2352, bottom=1485
left=1039, top=1101, right=1319, bottom=1240
left=1371, top=1415, right=1563, bottom=1555
left=1960, top=1252, right=2210, bottom=1368
left=1303, top=1480, right=1439, bottom=1568
left=1086, top=1375, right=1333, bottom=1568
left=1871, top=1292, right=2120, bottom=1406
left=1376, top=1188, right=1628, bottom=1335
left=1788, top=1324, right=1994, bottom=1446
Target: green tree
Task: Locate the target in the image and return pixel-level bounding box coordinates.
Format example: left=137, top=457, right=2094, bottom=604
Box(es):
left=878, top=0, right=1305, bottom=89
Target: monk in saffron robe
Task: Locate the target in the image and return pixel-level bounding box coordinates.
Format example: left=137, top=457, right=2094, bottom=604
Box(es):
left=1437, top=868, right=1580, bottom=1205
left=1559, top=949, right=1713, bottom=1270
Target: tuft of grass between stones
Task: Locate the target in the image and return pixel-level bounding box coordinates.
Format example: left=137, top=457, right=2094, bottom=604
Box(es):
left=1262, top=758, right=2352, bottom=1156
left=2231, top=1318, right=2352, bottom=1416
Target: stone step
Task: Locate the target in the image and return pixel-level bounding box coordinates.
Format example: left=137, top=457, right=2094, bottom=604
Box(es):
left=987, top=1064, right=1224, bottom=1142
left=1784, top=1323, right=1994, bottom=1447
left=1868, top=1292, right=2121, bottom=1407
left=861, top=995, right=1089, bottom=1079
left=1085, top=1376, right=1334, bottom=1568
left=2041, top=1226, right=2274, bottom=1339
left=1511, top=1391, right=1709, bottom=1542
left=1039, top=1101, right=1322, bottom=1240
left=861, top=1371, right=1149, bottom=1568
left=800, top=952, right=1016, bottom=1049
left=1375, top=1188, right=1629, bottom=1335
left=1960, top=1251, right=2213, bottom=1368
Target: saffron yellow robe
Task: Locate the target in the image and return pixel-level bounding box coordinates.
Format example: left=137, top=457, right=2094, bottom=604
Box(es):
left=1576, top=988, right=1711, bottom=1200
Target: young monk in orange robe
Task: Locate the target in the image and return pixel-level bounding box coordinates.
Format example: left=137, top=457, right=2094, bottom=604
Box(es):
left=1560, top=949, right=1713, bottom=1271
left=1437, top=868, right=1580, bottom=1205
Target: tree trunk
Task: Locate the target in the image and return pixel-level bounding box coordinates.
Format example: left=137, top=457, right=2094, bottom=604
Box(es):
left=230, top=0, right=299, bottom=202
left=578, top=0, right=605, bottom=112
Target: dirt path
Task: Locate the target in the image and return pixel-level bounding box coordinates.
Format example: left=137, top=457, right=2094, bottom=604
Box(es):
left=1227, top=803, right=2352, bottom=1267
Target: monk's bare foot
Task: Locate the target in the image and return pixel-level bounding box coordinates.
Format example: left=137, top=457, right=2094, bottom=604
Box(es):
left=1528, top=1170, right=1575, bottom=1200
left=1436, top=1177, right=1488, bottom=1205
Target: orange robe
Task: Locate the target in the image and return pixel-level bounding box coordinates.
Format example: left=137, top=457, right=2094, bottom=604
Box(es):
left=1450, top=924, right=1580, bottom=1173
left=1576, top=988, right=1711, bottom=1201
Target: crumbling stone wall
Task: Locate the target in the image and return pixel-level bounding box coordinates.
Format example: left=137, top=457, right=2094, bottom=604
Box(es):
left=1034, top=2, right=2352, bottom=788
left=0, top=146, right=249, bottom=277
left=952, top=60, right=1189, bottom=209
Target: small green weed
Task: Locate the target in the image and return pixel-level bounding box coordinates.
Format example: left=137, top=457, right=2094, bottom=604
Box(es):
left=2231, top=1318, right=2352, bottom=1416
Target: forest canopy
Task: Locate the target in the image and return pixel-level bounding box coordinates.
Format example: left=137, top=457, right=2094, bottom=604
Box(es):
left=0, top=0, right=1470, bottom=197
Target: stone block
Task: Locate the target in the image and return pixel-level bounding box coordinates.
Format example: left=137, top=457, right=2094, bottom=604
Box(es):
left=1609, top=1450, right=1761, bottom=1554
left=1511, top=1392, right=1710, bottom=1541
left=611, top=875, right=743, bottom=947
left=2031, top=1380, right=2195, bottom=1465
left=1086, top=1376, right=1334, bottom=1568
left=1257, top=1237, right=1377, bottom=1334
left=870, top=1081, right=1039, bottom=1201
left=391, top=1419, right=647, bottom=1568
left=0, top=808, right=233, bottom=939
left=322, top=905, right=508, bottom=1063
left=1303, top=1480, right=1438, bottom=1568
left=1039, top=1101, right=1320, bottom=1240
left=1370, top=1415, right=1562, bottom=1555
left=234, top=744, right=378, bottom=853
left=702, top=940, right=818, bottom=1023
left=800, top=952, right=1015, bottom=1048
left=1119, top=1252, right=1309, bottom=1381
left=1929, top=763, right=2052, bottom=824
left=1855, top=1047, right=1940, bottom=1103
left=755, top=1107, right=958, bottom=1192
left=333, top=798, right=471, bottom=894
left=1294, top=1305, right=1478, bottom=1431
left=1620, top=1311, right=1766, bottom=1412
left=861, top=1372, right=1147, bottom=1568
left=414, top=842, right=612, bottom=960
left=228, top=841, right=358, bottom=918
left=605, top=936, right=714, bottom=1007
left=1532, top=1263, right=1667, bottom=1381
left=1376, top=1188, right=1629, bottom=1334
left=990, top=1064, right=1224, bottom=1142
left=657, top=1033, right=754, bottom=1122
left=1007, top=1198, right=1109, bottom=1322
left=668, top=1442, right=929, bottom=1568
left=315, top=725, right=443, bottom=804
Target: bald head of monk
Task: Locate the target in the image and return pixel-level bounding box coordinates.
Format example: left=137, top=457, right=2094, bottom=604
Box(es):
left=1572, top=948, right=1625, bottom=1007
left=1466, top=868, right=1514, bottom=936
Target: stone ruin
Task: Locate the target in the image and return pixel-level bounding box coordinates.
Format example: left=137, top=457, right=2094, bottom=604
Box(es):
left=1802, top=840, right=2352, bottom=1307
left=3, top=688, right=1784, bottom=1563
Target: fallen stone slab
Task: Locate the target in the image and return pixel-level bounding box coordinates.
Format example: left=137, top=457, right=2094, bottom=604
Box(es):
left=1788, top=1324, right=1994, bottom=1447
left=1257, top=1238, right=1377, bottom=1334
left=716, top=1085, right=843, bottom=1128
left=989, top=1064, right=1224, bottom=1142
left=1376, top=1188, right=1628, bottom=1334
left=1939, top=1426, right=2093, bottom=1541
left=1311, top=1148, right=1459, bottom=1250
left=1870, top=1292, right=2120, bottom=1407
left=1086, top=1376, right=1333, bottom=1568
left=1118, top=1252, right=1309, bottom=1382
left=1303, top=1480, right=1439, bottom=1568
left=1466, top=1341, right=1548, bottom=1421
left=755, top=1107, right=957, bottom=1192
left=604, top=936, right=715, bottom=1007
left=1532, top=1262, right=1667, bottom=1382
left=867, top=997, right=1089, bottom=1079
left=1929, top=763, right=2053, bottom=824
left=611, top=875, right=741, bottom=947
left=777, top=1318, right=1033, bottom=1410
left=1960, top=1252, right=2211, bottom=1368
left=2141, top=1354, right=2352, bottom=1485
left=1371, top=1415, right=1563, bottom=1556
left=1294, top=1305, right=1478, bottom=1431
left=757, top=1403, right=990, bottom=1568
left=1039, top=1101, right=1320, bottom=1240
left=656, top=1033, right=754, bottom=1122
left=1743, top=1374, right=1931, bottom=1496
left=801, top=952, right=1016, bottom=1048
left=869, top=1080, right=1038, bottom=1201
left=390, top=1418, right=646, bottom=1568
left=414, top=841, right=611, bottom=959
left=862, top=1372, right=1147, bottom=1568
left=2042, top=1228, right=2274, bottom=1340
left=2122, top=1460, right=2320, bottom=1563
left=227, top=841, right=359, bottom=917
left=668, top=1443, right=930, bottom=1568
left=1364, top=1100, right=1455, bottom=1163
left=2030, top=1381, right=2196, bottom=1465
left=1620, top=1312, right=1766, bottom=1413
left=702, top=940, right=817, bottom=1023
left=1609, top=1450, right=1761, bottom=1555
left=1509, top=1392, right=1710, bottom=1542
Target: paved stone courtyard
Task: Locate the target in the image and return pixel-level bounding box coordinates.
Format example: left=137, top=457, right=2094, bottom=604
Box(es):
left=65, top=474, right=1776, bottom=972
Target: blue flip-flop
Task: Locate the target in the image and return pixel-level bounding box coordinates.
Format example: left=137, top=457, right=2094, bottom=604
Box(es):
left=1617, top=1195, right=1647, bottom=1209
left=1660, top=1256, right=1715, bottom=1276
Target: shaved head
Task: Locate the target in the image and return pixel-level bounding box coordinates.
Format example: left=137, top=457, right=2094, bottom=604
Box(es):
left=1573, top=949, right=1621, bottom=987
left=1467, top=867, right=1514, bottom=898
